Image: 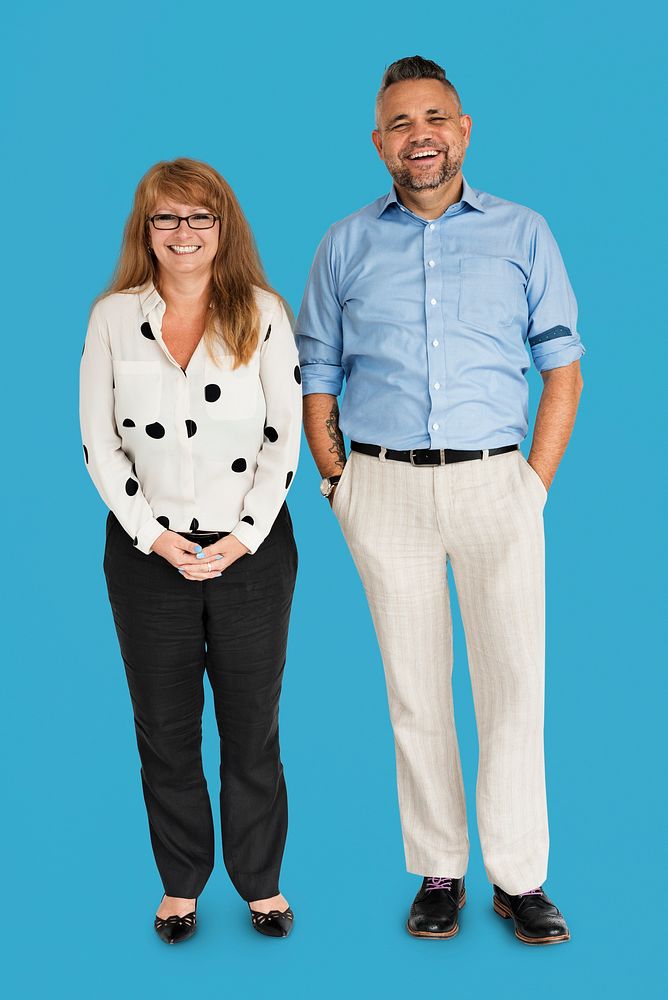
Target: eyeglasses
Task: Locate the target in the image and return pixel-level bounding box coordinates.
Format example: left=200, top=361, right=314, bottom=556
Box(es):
left=148, top=213, right=219, bottom=230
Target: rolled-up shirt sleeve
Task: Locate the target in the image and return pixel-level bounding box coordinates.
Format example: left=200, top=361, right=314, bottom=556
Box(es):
left=229, top=299, right=302, bottom=555
left=294, top=227, right=345, bottom=395
left=79, top=302, right=165, bottom=554
left=526, top=215, right=586, bottom=372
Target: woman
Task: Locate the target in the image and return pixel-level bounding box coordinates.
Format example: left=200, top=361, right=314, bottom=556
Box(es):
left=80, top=158, right=301, bottom=943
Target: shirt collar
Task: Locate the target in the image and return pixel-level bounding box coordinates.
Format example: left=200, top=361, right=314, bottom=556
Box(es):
left=138, top=283, right=165, bottom=317
left=377, top=176, right=486, bottom=218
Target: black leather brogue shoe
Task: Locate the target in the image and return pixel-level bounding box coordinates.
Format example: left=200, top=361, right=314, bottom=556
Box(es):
left=493, top=885, right=569, bottom=945
left=154, top=899, right=197, bottom=945
left=407, top=876, right=466, bottom=938
left=249, top=904, right=294, bottom=938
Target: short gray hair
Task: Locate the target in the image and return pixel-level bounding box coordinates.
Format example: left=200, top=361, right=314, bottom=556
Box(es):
left=375, top=55, right=462, bottom=126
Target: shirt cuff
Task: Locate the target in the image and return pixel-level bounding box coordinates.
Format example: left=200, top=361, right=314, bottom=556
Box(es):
left=533, top=341, right=585, bottom=373
left=300, top=362, right=344, bottom=396
left=136, top=516, right=167, bottom=555
left=230, top=520, right=263, bottom=555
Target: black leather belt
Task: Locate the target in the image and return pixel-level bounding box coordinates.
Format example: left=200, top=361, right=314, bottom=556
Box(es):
left=177, top=530, right=230, bottom=544
left=350, top=441, right=519, bottom=467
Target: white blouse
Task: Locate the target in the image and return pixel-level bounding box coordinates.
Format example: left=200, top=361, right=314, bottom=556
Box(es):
left=80, top=283, right=302, bottom=555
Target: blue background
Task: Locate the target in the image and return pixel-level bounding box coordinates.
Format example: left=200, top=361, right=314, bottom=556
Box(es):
left=3, top=1, right=665, bottom=996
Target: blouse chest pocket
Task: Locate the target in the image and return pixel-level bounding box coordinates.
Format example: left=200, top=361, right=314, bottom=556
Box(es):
left=203, top=352, right=260, bottom=421
left=112, top=360, right=162, bottom=429
left=458, top=255, right=526, bottom=330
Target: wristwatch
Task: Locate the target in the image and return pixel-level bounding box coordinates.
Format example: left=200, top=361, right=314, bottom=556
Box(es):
left=320, top=474, right=342, bottom=498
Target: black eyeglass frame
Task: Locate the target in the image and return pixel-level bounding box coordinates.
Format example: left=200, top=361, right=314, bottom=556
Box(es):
left=147, top=213, right=220, bottom=231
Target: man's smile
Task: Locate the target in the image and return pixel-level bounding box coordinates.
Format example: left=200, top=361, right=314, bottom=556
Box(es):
left=406, top=148, right=442, bottom=160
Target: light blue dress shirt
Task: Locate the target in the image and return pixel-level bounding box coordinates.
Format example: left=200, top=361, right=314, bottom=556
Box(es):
left=295, top=178, right=585, bottom=450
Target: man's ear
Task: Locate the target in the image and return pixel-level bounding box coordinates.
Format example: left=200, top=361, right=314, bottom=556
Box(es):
left=371, top=129, right=384, bottom=160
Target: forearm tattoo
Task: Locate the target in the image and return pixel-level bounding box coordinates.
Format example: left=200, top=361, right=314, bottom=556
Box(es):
left=325, top=401, right=346, bottom=472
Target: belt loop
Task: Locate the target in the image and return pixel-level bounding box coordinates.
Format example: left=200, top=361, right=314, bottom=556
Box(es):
left=378, top=446, right=387, bottom=463
left=481, top=449, right=489, bottom=462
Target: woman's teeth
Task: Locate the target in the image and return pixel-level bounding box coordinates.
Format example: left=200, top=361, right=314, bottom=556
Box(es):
left=168, top=245, right=201, bottom=254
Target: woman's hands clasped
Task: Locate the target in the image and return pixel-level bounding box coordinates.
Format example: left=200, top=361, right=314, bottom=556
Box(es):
left=150, top=530, right=250, bottom=580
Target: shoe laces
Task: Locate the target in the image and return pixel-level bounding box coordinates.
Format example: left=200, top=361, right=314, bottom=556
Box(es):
left=425, top=877, right=453, bottom=892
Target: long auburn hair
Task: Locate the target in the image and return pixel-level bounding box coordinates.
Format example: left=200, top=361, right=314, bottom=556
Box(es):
left=103, top=158, right=283, bottom=367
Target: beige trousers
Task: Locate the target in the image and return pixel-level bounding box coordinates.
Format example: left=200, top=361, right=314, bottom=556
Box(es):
left=332, top=446, right=549, bottom=894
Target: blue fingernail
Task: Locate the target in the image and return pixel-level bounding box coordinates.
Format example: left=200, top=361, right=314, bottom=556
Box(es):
left=194, top=544, right=202, bottom=553
left=196, top=552, right=205, bottom=559
left=216, top=555, right=223, bottom=560
left=178, top=569, right=184, bottom=574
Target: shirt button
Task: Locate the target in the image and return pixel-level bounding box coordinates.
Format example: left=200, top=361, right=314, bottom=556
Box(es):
left=428, top=259, right=436, bottom=267
left=433, top=382, right=441, bottom=390
left=429, top=223, right=435, bottom=230
left=432, top=423, right=440, bottom=431
left=432, top=339, right=439, bottom=347
left=430, top=298, right=437, bottom=305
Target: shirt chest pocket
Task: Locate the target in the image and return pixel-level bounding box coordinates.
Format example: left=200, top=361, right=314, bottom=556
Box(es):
left=203, top=352, right=260, bottom=421
left=112, top=360, right=162, bottom=428
left=458, top=256, right=526, bottom=329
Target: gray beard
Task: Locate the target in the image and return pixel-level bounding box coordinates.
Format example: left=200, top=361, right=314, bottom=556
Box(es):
left=388, top=150, right=463, bottom=192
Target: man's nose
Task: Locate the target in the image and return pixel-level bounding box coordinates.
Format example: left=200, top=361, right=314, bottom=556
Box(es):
left=410, top=129, right=433, bottom=145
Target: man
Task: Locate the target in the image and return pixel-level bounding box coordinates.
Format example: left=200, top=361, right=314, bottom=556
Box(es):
left=295, top=55, right=584, bottom=945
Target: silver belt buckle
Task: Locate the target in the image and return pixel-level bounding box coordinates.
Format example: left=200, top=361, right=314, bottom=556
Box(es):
left=409, top=448, right=447, bottom=467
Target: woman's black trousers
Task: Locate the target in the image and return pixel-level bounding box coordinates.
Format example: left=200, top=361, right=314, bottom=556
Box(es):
left=103, top=503, right=298, bottom=901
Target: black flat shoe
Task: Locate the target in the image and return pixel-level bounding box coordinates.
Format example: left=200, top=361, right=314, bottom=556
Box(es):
left=154, top=899, right=197, bottom=945
left=249, top=904, right=294, bottom=938
left=407, top=876, right=466, bottom=938
left=493, top=885, right=570, bottom=945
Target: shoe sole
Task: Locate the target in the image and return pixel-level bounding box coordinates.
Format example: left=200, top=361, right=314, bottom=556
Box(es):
left=493, top=898, right=570, bottom=945
left=406, top=890, right=466, bottom=938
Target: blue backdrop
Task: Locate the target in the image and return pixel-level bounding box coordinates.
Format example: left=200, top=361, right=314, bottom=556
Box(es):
left=3, top=1, right=665, bottom=996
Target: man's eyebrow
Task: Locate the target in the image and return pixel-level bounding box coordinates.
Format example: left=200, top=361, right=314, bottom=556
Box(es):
left=386, top=107, right=452, bottom=126
left=386, top=113, right=411, bottom=126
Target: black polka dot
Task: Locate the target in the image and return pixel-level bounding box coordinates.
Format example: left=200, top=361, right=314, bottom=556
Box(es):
left=156, top=515, right=170, bottom=529
left=205, top=383, right=221, bottom=402
left=190, top=518, right=199, bottom=531
left=145, top=422, right=165, bottom=439
left=133, top=537, right=138, bottom=546
left=264, top=425, right=278, bottom=443
left=294, top=366, right=301, bottom=385
left=285, top=471, right=294, bottom=488
left=141, top=322, right=155, bottom=340
left=125, top=478, right=139, bottom=496
left=264, top=325, right=271, bottom=341
left=83, top=444, right=88, bottom=464
left=241, top=515, right=254, bottom=525
left=122, top=418, right=135, bottom=428
left=232, top=458, right=247, bottom=473
left=185, top=419, right=197, bottom=438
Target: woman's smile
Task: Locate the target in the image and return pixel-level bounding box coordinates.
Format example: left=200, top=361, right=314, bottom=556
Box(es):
left=167, top=244, right=201, bottom=255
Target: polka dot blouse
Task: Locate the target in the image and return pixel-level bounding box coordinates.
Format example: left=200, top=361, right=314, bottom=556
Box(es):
left=80, top=283, right=302, bottom=554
